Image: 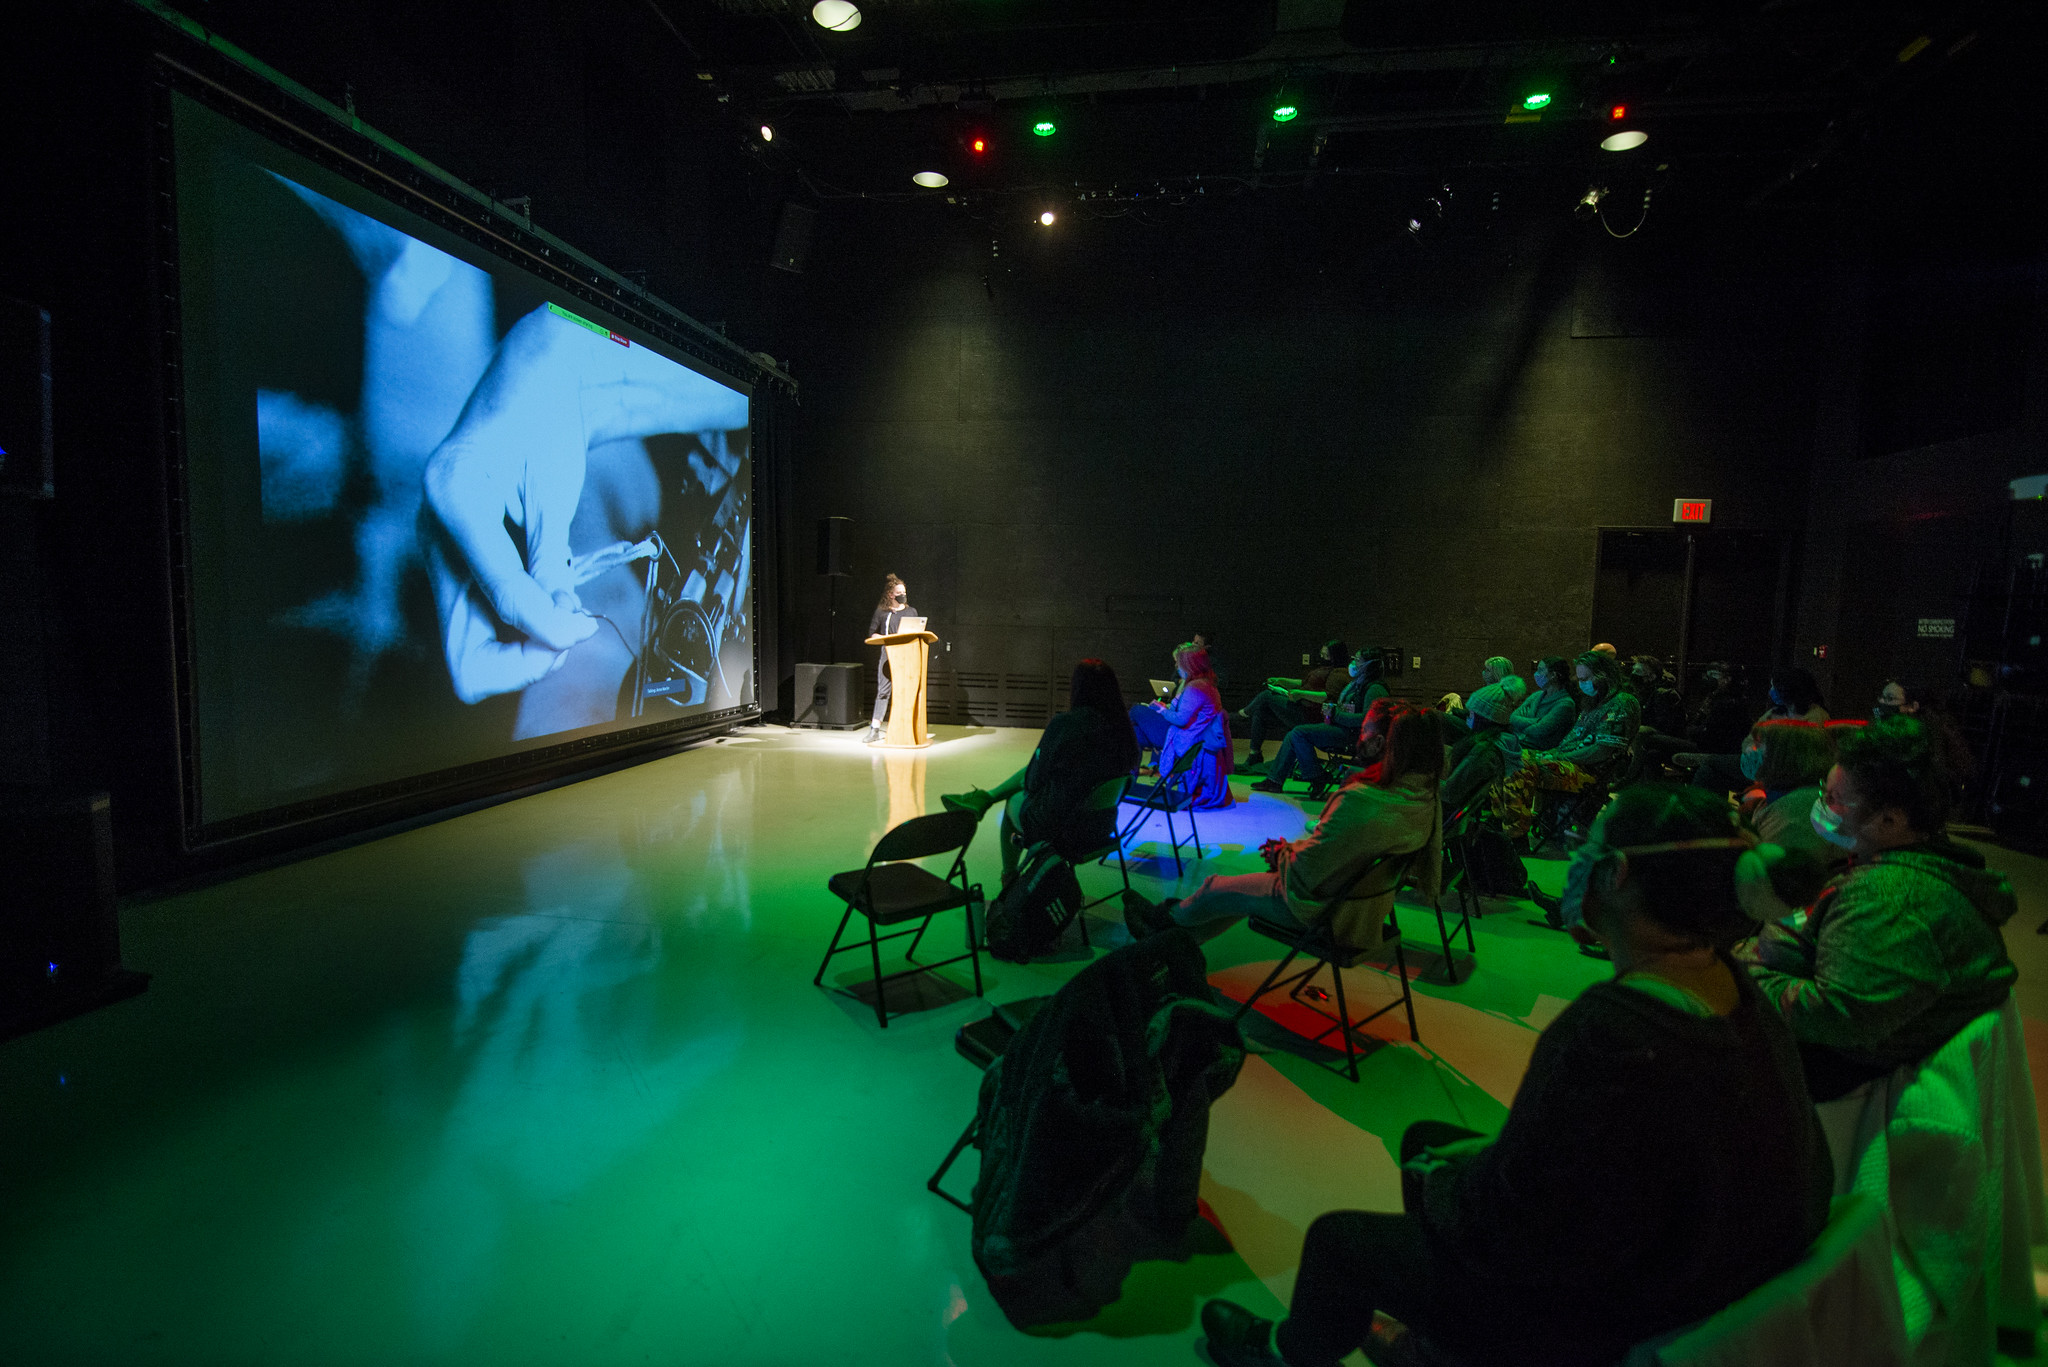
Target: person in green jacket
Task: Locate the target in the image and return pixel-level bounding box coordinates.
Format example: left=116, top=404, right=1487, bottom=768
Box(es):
left=1741, top=716, right=2018, bottom=1101
left=1491, top=650, right=1641, bottom=839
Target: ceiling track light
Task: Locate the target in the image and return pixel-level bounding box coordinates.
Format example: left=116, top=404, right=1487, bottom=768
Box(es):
left=759, top=123, right=775, bottom=143
left=912, top=171, right=949, bottom=188
left=1039, top=210, right=1055, bottom=226
left=810, top=1, right=860, bottom=32
left=1601, top=129, right=1649, bottom=152
left=1033, top=119, right=1057, bottom=137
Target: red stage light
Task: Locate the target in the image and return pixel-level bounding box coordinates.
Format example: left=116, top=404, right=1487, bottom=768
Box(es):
left=972, top=137, right=986, bottom=154
left=1609, top=104, right=1627, bottom=121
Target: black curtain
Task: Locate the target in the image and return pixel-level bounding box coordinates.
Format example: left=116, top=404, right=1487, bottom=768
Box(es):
left=753, top=383, right=799, bottom=716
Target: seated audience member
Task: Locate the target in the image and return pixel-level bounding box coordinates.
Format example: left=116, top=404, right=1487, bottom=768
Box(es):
left=1127, top=702, right=1441, bottom=944
left=942, top=659, right=1140, bottom=881
left=1591, top=641, right=1620, bottom=659
left=1142, top=643, right=1234, bottom=809
left=1492, top=650, right=1642, bottom=839
left=1502, top=656, right=1576, bottom=758
left=1628, top=654, right=1686, bottom=736
left=1736, top=721, right=1839, bottom=860
left=1685, top=666, right=1832, bottom=794
left=1439, top=655, right=1519, bottom=726
left=1743, top=716, right=2018, bottom=1102
left=1251, top=651, right=1390, bottom=798
left=1644, top=661, right=1749, bottom=769
left=1237, top=639, right=1350, bottom=771
left=1199, top=783, right=1831, bottom=1367
left=1129, top=630, right=1218, bottom=767
left=1441, top=681, right=1526, bottom=815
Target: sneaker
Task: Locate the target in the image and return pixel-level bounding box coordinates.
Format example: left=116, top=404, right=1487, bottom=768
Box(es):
left=1235, top=754, right=1268, bottom=774
left=1199, top=1299, right=1285, bottom=1367
left=1121, top=891, right=1180, bottom=940
left=1249, top=779, right=1286, bottom=794
left=1303, top=780, right=1332, bottom=802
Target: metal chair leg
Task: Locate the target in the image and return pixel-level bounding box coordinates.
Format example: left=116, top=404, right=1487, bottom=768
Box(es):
left=867, top=914, right=889, bottom=1029
left=1435, top=898, right=1462, bottom=986
left=1328, top=959, right=1360, bottom=1083
left=1187, top=804, right=1203, bottom=862
left=1395, top=939, right=1419, bottom=1042
left=1164, top=805, right=1184, bottom=876
left=1229, top=947, right=1303, bottom=1025
left=906, top=913, right=934, bottom=961
left=928, top=1116, right=980, bottom=1212
left=814, top=905, right=854, bottom=986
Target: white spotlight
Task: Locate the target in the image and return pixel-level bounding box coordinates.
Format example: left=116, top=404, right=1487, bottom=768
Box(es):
left=913, top=171, right=949, bottom=188
left=759, top=124, right=775, bottom=142
left=1039, top=210, right=1056, bottom=226
left=811, top=1, right=861, bottom=31
left=1601, top=129, right=1649, bottom=152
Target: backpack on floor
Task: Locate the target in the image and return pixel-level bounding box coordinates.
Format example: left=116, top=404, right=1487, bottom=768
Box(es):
left=982, top=842, right=1083, bottom=963
left=1464, top=825, right=1529, bottom=897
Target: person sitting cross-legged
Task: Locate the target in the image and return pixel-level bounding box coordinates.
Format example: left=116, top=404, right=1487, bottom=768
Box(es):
left=1126, top=700, right=1441, bottom=944
left=1250, top=651, right=1390, bottom=799
left=1197, top=783, right=1832, bottom=1367
left=1130, top=631, right=1216, bottom=770
left=1235, top=638, right=1350, bottom=772
left=940, top=658, right=1140, bottom=882
left=1440, top=680, right=1526, bottom=815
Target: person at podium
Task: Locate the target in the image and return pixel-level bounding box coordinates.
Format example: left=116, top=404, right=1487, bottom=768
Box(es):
left=864, top=573, right=919, bottom=744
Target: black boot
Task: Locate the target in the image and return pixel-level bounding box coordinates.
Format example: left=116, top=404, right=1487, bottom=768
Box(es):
left=1200, top=1300, right=1286, bottom=1367
left=1525, top=883, right=1566, bottom=931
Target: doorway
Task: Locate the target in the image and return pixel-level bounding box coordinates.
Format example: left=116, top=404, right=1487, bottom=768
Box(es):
left=1591, top=528, right=1792, bottom=683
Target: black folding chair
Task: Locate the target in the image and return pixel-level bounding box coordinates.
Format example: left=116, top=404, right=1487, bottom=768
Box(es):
left=1229, top=848, right=1423, bottom=1083
left=1118, top=744, right=1205, bottom=876
left=814, top=809, right=983, bottom=1029
left=927, top=996, right=1049, bottom=1211
left=1072, top=775, right=1133, bottom=918
left=1423, top=805, right=1478, bottom=985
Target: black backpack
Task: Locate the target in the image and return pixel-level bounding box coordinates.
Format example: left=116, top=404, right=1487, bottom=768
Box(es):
left=982, top=842, right=1083, bottom=963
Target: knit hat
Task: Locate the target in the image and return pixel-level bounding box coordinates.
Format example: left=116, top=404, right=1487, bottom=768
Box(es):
left=1483, top=655, right=1515, bottom=684
left=1499, top=674, right=1530, bottom=707
left=1467, top=682, right=1518, bottom=726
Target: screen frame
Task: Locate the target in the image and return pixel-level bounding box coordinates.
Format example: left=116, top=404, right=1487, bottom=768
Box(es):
left=151, top=54, right=766, bottom=851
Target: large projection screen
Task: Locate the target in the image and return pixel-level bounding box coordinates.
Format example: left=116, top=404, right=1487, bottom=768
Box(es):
left=170, top=90, right=755, bottom=837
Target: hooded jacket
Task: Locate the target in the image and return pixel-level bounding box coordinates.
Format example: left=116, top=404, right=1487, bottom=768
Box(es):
left=1748, top=838, right=2018, bottom=1073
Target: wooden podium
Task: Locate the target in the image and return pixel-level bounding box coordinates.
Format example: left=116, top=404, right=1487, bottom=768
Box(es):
left=865, top=629, right=938, bottom=748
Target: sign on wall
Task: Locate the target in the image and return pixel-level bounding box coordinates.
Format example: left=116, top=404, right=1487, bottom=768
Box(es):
left=1672, top=498, right=1713, bottom=524
left=1917, top=618, right=1957, bottom=638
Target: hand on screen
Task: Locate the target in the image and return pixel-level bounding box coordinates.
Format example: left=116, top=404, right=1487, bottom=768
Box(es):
left=421, top=305, right=749, bottom=704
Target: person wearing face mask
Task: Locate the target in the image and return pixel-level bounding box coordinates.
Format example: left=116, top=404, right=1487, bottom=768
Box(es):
left=1236, top=638, right=1351, bottom=772
left=1491, top=650, right=1642, bottom=840
left=1125, top=700, right=1442, bottom=946
left=1144, top=643, right=1235, bottom=809
left=1440, top=679, right=1528, bottom=814
left=1740, top=717, right=2017, bottom=1102
left=1438, top=655, right=1520, bottom=728
left=864, top=573, right=919, bottom=744
left=1735, top=720, right=1844, bottom=874
left=1196, top=783, right=1831, bottom=1367
left=1501, top=656, right=1577, bottom=760
left=1251, top=651, right=1392, bottom=799
left=1681, top=667, right=1830, bottom=793
left=1627, top=654, right=1686, bottom=736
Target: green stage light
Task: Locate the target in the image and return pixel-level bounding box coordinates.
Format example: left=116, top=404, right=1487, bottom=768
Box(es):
left=1272, top=104, right=1299, bottom=122
left=1033, top=120, right=1056, bottom=137
left=1522, top=92, right=1552, bottom=110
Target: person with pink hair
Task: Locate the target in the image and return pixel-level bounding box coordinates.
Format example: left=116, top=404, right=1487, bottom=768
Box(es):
left=1142, top=643, right=1234, bottom=809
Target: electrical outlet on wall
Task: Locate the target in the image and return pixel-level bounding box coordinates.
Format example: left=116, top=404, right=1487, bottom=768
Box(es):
left=1411, top=656, right=1422, bottom=670
left=1301, top=653, right=1310, bottom=665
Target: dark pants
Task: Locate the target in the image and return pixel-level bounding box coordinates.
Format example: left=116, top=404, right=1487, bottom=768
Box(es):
left=1271, top=723, right=1352, bottom=786
left=1241, top=691, right=1314, bottom=754
left=1130, top=704, right=1169, bottom=758
left=1276, top=1121, right=1486, bottom=1367
left=871, top=656, right=892, bottom=727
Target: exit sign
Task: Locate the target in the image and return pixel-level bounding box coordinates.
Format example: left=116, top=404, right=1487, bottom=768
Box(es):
left=1673, top=498, right=1713, bottom=524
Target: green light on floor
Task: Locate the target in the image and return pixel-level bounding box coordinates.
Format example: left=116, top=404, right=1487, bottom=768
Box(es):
left=1522, top=92, right=1552, bottom=110
left=1272, top=104, right=1299, bottom=122
left=1033, top=120, right=1056, bottom=136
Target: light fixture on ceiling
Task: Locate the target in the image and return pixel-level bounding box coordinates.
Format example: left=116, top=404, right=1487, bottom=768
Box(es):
left=1271, top=103, right=1299, bottom=123
left=759, top=124, right=775, bottom=142
left=1602, top=129, right=1648, bottom=151
left=811, top=1, right=861, bottom=32
left=1033, top=119, right=1057, bottom=137
left=913, top=171, right=949, bottom=188
left=1039, top=210, right=1055, bottom=226
left=1522, top=92, right=1552, bottom=110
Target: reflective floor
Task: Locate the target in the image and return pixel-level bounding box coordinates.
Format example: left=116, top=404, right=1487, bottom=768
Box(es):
left=3, top=723, right=2043, bottom=1366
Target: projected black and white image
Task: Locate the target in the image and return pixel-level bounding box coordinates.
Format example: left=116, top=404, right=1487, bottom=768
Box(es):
left=175, top=94, right=753, bottom=826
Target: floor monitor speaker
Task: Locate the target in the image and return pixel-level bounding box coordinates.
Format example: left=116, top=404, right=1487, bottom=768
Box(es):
left=1, top=791, right=149, bottom=1041
left=792, top=662, right=865, bottom=728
